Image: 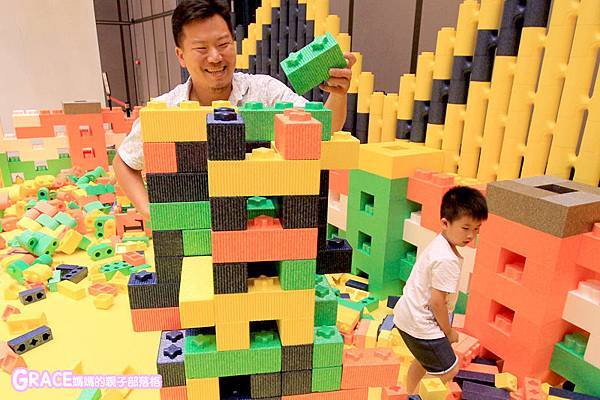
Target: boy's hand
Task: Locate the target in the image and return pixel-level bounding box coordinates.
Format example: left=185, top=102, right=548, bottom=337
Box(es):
left=447, top=329, right=459, bottom=344
left=320, top=52, right=356, bottom=96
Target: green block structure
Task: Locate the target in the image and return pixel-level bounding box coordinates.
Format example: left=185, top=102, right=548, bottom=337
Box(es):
left=312, top=326, right=343, bottom=368
left=182, top=229, right=212, bottom=256
left=346, top=170, right=419, bottom=298
left=149, top=201, right=211, bottom=231
left=239, top=101, right=293, bottom=141
left=314, top=283, right=338, bottom=326
left=304, top=102, right=332, bottom=140
left=312, top=366, right=342, bottom=392
left=281, top=32, right=347, bottom=95
left=277, top=259, right=316, bottom=290
left=550, top=333, right=600, bottom=397
left=454, top=291, right=469, bottom=315
left=247, top=196, right=278, bottom=220
left=185, top=331, right=282, bottom=379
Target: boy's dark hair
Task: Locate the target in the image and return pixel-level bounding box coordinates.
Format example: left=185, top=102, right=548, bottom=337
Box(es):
left=440, top=186, right=488, bottom=222
left=172, top=0, right=233, bottom=47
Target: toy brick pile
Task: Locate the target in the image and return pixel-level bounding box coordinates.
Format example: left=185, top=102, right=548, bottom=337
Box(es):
left=0, top=165, right=153, bottom=375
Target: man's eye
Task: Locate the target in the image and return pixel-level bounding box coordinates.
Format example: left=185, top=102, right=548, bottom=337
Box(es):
left=218, top=42, right=230, bottom=48
left=195, top=47, right=207, bottom=51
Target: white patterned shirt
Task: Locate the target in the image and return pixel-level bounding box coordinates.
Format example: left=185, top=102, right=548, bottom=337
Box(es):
left=118, top=72, right=308, bottom=170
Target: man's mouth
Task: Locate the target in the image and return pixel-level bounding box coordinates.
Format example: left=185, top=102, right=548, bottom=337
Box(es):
left=206, top=66, right=227, bottom=76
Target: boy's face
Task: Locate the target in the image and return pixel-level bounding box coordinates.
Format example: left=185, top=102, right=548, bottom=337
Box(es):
left=175, top=14, right=236, bottom=92
left=441, top=215, right=483, bottom=247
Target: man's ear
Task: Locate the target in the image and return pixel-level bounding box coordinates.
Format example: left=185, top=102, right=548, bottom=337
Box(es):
left=175, top=47, right=186, bottom=68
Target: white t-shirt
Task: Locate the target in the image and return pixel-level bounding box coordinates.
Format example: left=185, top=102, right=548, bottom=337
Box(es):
left=118, top=72, right=308, bottom=170
left=393, top=234, right=463, bottom=340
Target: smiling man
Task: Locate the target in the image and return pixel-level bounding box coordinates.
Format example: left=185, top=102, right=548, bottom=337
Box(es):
left=114, top=0, right=355, bottom=219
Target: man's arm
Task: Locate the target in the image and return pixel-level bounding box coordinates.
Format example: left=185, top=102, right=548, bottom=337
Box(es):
left=322, top=52, right=356, bottom=132
left=112, top=153, right=150, bottom=220
left=430, top=288, right=458, bottom=343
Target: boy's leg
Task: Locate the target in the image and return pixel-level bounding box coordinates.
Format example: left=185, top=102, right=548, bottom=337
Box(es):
left=423, top=361, right=460, bottom=385
left=406, top=358, right=427, bottom=394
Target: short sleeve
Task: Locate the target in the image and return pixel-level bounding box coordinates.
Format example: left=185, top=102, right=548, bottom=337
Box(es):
left=431, top=259, right=461, bottom=294
left=117, top=117, right=144, bottom=171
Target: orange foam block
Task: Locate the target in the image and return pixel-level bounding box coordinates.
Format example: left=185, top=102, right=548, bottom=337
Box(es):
left=353, top=319, right=371, bottom=348
left=0, top=341, right=27, bottom=373
left=2, top=305, right=21, bottom=322
left=115, top=209, right=151, bottom=237
left=130, top=307, right=180, bottom=332
left=381, top=386, right=408, bottom=399
left=274, top=109, right=321, bottom=160
left=63, top=113, right=108, bottom=169
left=577, top=223, right=600, bottom=273
left=123, top=252, right=145, bottom=266
left=102, top=107, right=137, bottom=134
left=329, top=169, right=350, bottom=195
left=341, top=348, right=401, bottom=389
left=1, top=216, right=18, bottom=232
left=160, top=385, right=188, bottom=400
left=452, top=332, right=481, bottom=367
left=0, top=236, right=5, bottom=250
left=211, top=216, right=317, bottom=263
left=143, top=142, right=177, bottom=173
left=447, top=382, right=462, bottom=399
left=282, top=388, right=369, bottom=400
left=463, top=362, right=499, bottom=374
left=88, top=283, right=118, bottom=297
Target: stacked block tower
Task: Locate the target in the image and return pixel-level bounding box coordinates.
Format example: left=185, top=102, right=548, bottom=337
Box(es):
left=464, top=176, right=600, bottom=394
left=134, top=96, right=402, bottom=399
left=1, top=101, right=138, bottom=186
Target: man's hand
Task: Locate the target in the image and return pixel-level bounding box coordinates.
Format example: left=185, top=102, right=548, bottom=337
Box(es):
left=447, top=328, right=459, bottom=344
left=320, top=52, right=356, bottom=96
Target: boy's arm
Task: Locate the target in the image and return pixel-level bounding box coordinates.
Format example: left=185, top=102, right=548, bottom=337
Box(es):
left=113, top=153, right=150, bottom=220
left=430, top=288, right=458, bottom=343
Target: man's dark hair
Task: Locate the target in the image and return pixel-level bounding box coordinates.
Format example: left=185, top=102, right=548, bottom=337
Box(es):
left=440, top=186, right=488, bottom=222
left=172, top=0, right=233, bottom=47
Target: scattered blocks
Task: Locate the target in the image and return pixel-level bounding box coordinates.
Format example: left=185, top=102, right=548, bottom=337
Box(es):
left=93, top=293, right=114, bottom=310
left=18, top=286, right=46, bottom=305
left=8, top=325, right=53, bottom=355
left=418, top=378, right=449, bottom=400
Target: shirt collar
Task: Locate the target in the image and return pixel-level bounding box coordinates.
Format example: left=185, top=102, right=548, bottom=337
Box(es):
left=184, top=73, right=249, bottom=106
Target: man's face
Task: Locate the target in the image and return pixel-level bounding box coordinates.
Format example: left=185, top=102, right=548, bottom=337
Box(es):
left=175, top=14, right=236, bottom=91
left=441, top=215, right=482, bottom=247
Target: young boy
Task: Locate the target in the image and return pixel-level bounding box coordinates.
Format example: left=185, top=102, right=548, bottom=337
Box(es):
left=393, top=186, right=488, bottom=393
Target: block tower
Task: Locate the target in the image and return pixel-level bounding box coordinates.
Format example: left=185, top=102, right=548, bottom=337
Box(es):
left=345, top=141, right=444, bottom=298
left=134, top=99, right=385, bottom=399
left=464, top=176, right=600, bottom=383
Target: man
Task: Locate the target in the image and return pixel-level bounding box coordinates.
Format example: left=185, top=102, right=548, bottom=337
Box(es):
left=113, top=0, right=356, bottom=219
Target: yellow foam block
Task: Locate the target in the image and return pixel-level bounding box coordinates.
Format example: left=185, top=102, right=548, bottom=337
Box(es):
left=208, top=148, right=321, bottom=196
left=84, top=209, right=104, bottom=232
left=277, top=318, right=314, bottom=346
left=3, top=283, right=19, bottom=300
left=56, top=229, right=83, bottom=254
left=16, top=216, right=42, bottom=231
left=115, top=241, right=147, bottom=253
left=320, top=131, right=360, bottom=169
left=365, top=320, right=379, bottom=348
left=215, top=321, right=250, bottom=351
left=495, top=372, right=518, bottom=392
left=57, top=280, right=86, bottom=300
left=336, top=305, right=361, bottom=334
left=358, top=140, right=444, bottom=179
left=94, top=293, right=114, bottom=310
left=110, top=273, right=129, bottom=294
left=179, top=256, right=215, bottom=328
left=187, top=377, right=220, bottom=400
left=419, top=377, right=449, bottom=400
left=23, top=264, right=53, bottom=283
left=377, top=330, right=393, bottom=348
left=1, top=255, right=23, bottom=271
left=141, top=100, right=212, bottom=142
left=213, top=276, right=315, bottom=324
left=7, top=312, right=48, bottom=335
left=89, top=273, right=108, bottom=283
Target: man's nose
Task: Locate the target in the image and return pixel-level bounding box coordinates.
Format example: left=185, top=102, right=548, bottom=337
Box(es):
left=207, top=47, right=222, bottom=63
